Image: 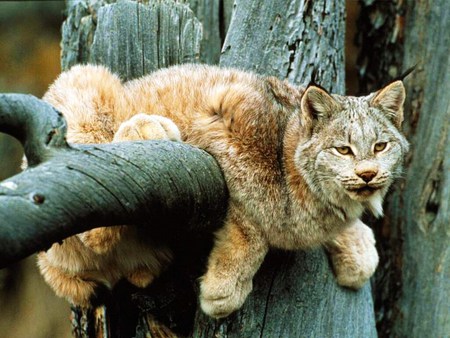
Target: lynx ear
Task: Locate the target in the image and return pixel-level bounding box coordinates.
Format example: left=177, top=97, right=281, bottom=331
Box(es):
left=301, top=86, right=341, bottom=125
left=370, top=80, right=406, bottom=128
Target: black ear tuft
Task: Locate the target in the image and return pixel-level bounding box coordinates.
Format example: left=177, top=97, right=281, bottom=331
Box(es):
left=393, top=64, right=416, bottom=82
left=383, top=64, right=416, bottom=87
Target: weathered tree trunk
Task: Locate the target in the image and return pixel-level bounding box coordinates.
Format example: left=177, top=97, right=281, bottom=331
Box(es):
left=220, top=0, right=345, bottom=93
left=0, top=0, right=380, bottom=336
left=358, top=1, right=449, bottom=337
left=62, top=0, right=203, bottom=78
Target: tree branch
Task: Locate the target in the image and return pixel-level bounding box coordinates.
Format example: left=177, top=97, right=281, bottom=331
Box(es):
left=0, top=93, right=228, bottom=268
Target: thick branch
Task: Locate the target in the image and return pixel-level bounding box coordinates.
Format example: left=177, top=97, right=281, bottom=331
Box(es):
left=0, top=93, right=228, bottom=268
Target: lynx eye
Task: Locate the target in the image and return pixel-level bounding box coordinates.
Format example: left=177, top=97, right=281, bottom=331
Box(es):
left=335, top=146, right=353, bottom=155
left=374, top=142, right=388, bottom=152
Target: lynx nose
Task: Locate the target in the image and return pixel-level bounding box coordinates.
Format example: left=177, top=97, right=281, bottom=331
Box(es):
left=355, top=162, right=379, bottom=183
left=357, top=170, right=377, bottom=182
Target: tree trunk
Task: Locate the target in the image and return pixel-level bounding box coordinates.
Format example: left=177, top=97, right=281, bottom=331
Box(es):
left=0, top=0, right=379, bottom=336
left=62, top=0, right=203, bottom=77
left=358, top=1, right=449, bottom=337
left=220, top=0, right=345, bottom=93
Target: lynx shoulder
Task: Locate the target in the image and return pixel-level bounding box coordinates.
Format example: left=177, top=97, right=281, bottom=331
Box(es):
left=40, top=64, right=409, bottom=317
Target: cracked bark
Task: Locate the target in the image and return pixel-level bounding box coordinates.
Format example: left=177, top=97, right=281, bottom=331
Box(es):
left=220, top=0, right=345, bottom=93
left=358, top=1, right=449, bottom=337
left=0, top=0, right=378, bottom=337
left=62, top=0, right=202, bottom=77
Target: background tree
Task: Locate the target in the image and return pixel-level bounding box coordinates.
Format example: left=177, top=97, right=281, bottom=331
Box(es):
left=357, top=1, right=449, bottom=337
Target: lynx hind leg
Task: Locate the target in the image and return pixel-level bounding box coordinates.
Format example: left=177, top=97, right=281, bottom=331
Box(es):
left=325, top=219, right=379, bottom=289
left=114, top=114, right=181, bottom=142
left=77, top=226, right=125, bottom=255
left=126, top=245, right=173, bottom=288
left=37, top=253, right=97, bottom=308
left=126, top=267, right=155, bottom=288
left=200, top=218, right=268, bottom=318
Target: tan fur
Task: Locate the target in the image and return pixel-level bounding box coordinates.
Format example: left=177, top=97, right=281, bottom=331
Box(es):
left=38, top=64, right=409, bottom=317
left=324, top=219, right=379, bottom=289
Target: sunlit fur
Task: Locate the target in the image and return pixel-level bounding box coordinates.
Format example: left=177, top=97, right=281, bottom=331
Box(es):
left=38, top=64, right=409, bottom=317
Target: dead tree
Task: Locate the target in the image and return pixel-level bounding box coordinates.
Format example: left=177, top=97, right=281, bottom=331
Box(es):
left=0, top=0, right=378, bottom=336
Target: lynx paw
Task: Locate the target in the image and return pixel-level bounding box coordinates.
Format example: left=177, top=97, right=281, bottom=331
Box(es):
left=114, top=114, right=181, bottom=142
left=328, top=223, right=379, bottom=289
left=77, top=226, right=123, bottom=255
left=199, top=274, right=252, bottom=318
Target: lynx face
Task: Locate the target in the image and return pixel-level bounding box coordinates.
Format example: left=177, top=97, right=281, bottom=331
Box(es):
left=296, top=81, right=409, bottom=209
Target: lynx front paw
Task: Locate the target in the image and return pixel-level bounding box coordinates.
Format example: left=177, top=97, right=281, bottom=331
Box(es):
left=327, top=222, right=379, bottom=289
left=114, top=114, right=181, bottom=142
left=199, top=274, right=252, bottom=318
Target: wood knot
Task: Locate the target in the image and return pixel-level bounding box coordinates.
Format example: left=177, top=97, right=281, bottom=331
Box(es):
left=31, top=193, right=45, bottom=204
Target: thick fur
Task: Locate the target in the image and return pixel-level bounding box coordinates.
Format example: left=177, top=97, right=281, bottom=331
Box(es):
left=38, top=64, right=409, bottom=317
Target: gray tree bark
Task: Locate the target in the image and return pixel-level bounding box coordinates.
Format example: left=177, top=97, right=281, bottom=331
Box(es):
left=63, top=0, right=202, bottom=77
left=0, top=0, right=379, bottom=337
left=187, top=0, right=221, bottom=64
left=358, top=1, right=449, bottom=337
left=220, top=0, right=345, bottom=93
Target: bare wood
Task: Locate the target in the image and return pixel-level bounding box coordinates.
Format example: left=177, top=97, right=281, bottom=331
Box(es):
left=62, top=0, right=202, bottom=77
left=390, top=1, right=449, bottom=336
left=187, top=0, right=221, bottom=64
left=220, top=0, right=346, bottom=93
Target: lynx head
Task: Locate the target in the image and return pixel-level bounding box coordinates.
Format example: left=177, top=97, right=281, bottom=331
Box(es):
left=296, top=81, right=409, bottom=216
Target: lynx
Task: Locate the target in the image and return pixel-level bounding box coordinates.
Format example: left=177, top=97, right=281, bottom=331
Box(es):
left=37, top=64, right=409, bottom=318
